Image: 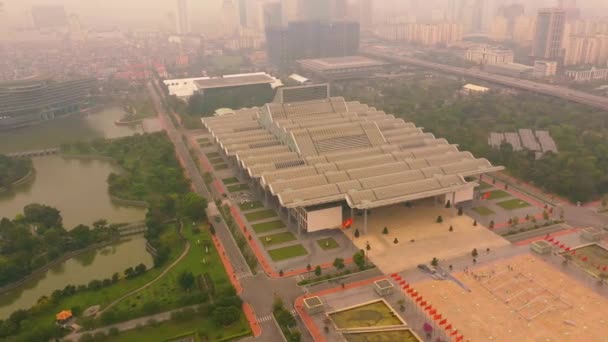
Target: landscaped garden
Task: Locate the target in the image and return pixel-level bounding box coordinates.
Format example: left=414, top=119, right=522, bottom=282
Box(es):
left=261, top=232, right=297, bottom=248
left=472, top=206, right=495, bottom=216
left=267, top=244, right=308, bottom=261
left=482, top=190, right=510, bottom=200
left=496, top=199, right=531, bottom=210
left=108, top=224, right=234, bottom=319
left=317, top=238, right=340, bottom=250
left=239, top=201, right=264, bottom=211
left=329, top=300, right=404, bottom=329
left=245, top=209, right=278, bottom=222
left=251, top=220, right=285, bottom=234
left=227, top=184, right=250, bottom=193
left=343, top=329, right=420, bottom=342
left=562, top=244, right=608, bottom=278
left=223, top=177, right=239, bottom=185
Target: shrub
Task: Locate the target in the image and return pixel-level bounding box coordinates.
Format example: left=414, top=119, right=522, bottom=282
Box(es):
left=473, top=220, right=477, bottom=226
left=445, top=200, right=451, bottom=208
left=212, top=306, right=241, bottom=326
left=471, top=248, right=478, bottom=258
left=382, top=227, right=389, bottom=234
left=449, top=225, right=453, bottom=232
left=457, top=207, right=463, bottom=216
left=431, top=257, right=439, bottom=266
left=436, top=215, right=443, bottom=223
left=489, top=220, right=495, bottom=229
left=333, top=258, right=345, bottom=270
left=393, top=237, right=399, bottom=244
left=354, top=229, right=360, bottom=238
left=314, top=266, right=322, bottom=276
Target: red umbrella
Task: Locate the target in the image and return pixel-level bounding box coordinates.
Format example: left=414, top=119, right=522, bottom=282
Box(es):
left=406, top=288, right=413, bottom=294
left=429, top=309, right=437, bottom=315
left=415, top=296, right=422, bottom=302
left=403, top=284, right=410, bottom=289
left=559, top=244, right=565, bottom=249
left=425, top=304, right=432, bottom=310
left=391, top=273, right=398, bottom=278
left=547, top=237, right=554, bottom=242
left=571, top=250, right=576, bottom=255
left=603, top=266, right=607, bottom=272
left=395, top=276, right=402, bottom=281
left=456, top=336, right=464, bottom=342
left=420, top=300, right=427, bottom=306
left=434, top=314, right=442, bottom=320
left=445, top=324, right=453, bottom=330
left=439, top=319, right=447, bottom=325
left=582, top=256, right=589, bottom=262
left=565, top=247, right=571, bottom=252
left=451, top=330, right=458, bottom=336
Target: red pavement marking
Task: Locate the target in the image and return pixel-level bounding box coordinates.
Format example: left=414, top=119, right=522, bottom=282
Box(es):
left=211, top=235, right=243, bottom=294
left=243, top=303, right=262, bottom=337
left=513, top=227, right=582, bottom=246
left=295, top=276, right=386, bottom=342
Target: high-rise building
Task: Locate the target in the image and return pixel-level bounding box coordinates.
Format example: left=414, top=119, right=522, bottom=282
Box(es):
left=266, top=20, right=360, bottom=66
left=330, top=0, right=348, bottom=21
left=533, top=8, right=566, bottom=60
left=298, top=0, right=331, bottom=22
left=359, top=0, right=373, bottom=29
left=263, top=2, right=283, bottom=29
left=31, top=5, right=68, bottom=29
left=221, top=0, right=240, bottom=37
left=375, top=22, right=463, bottom=46
left=497, top=3, right=525, bottom=38
left=238, top=0, right=248, bottom=28
left=512, top=15, right=535, bottom=46
left=176, top=0, right=189, bottom=34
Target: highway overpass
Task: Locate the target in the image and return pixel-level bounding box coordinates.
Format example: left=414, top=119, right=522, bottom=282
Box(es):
left=364, top=49, right=608, bottom=111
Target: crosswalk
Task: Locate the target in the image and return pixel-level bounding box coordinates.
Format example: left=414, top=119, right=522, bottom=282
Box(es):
left=256, top=310, right=298, bottom=324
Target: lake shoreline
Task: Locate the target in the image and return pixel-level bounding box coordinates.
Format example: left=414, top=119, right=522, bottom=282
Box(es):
left=0, top=169, right=35, bottom=193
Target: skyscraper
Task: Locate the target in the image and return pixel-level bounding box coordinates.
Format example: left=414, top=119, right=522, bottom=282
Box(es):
left=238, top=0, right=248, bottom=28
left=176, top=0, right=189, bottom=34
left=359, top=0, right=373, bottom=29
left=299, top=0, right=331, bottom=22
left=533, top=8, right=566, bottom=59
left=221, top=0, right=240, bottom=37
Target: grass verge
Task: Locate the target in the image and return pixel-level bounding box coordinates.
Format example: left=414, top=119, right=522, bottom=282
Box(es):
left=251, top=220, right=285, bottom=234
left=496, top=199, right=531, bottom=210
left=260, top=232, right=297, bottom=248
left=316, top=238, right=340, bottom=250
left=245, top=209, right=277, bottom=222
left=268, top=244, right=307, bottom=261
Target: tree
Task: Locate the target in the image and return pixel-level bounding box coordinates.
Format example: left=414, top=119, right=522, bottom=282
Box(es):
left=473, top=220, right=477, bottom=226
left=333, top=258, right=345, bottom=270
left=23, top=204, right=62, bottom=232
left=449, top=225, right=453, bottom=232
left=124, top=267, right=135, bottom=279
left=431, top=257, right=439, bottom=266
left=382, top=227, right=389, bottom=234
left=212, top=306, right=241, bottom=326
left=135, top=263, right=147, bottom=275
left=489, top=220, right=495, bottom=229
left=457, top=207, right=463, bottom=216
left=177, top=192, right=208, bottom=221
left=445, top=200, right=451, bottom=208
left=354, top=229, right=360, bottom=238
left=436, top=215, right=443, bottom=223
left=314, top=266, right=322, bottom=276
left=178, top=271, right=195, bottom=291
left=393, top=237, right=399, bottom=244
left=471, top=248, right=478, bottom=258
left=353, top=251, right=366, bottom=270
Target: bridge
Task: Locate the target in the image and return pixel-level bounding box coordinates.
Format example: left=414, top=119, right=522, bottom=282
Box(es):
left=7, top=148, right=60, bottom=158
left=364, top=48, right=608, bottom=111
left=117, top=222, right=147, bottom=237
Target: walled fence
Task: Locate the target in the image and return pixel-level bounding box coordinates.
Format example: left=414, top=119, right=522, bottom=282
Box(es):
left=7, top=148, right=60, bottom=158
left=117, top=221, right=148, bottom=237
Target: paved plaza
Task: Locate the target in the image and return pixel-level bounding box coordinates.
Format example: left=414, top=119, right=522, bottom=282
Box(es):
left=349, top=202, right=510, bottom=274
left=415, top=254, right=608, bottom=341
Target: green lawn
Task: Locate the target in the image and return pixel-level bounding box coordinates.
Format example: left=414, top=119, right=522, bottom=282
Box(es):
left=483, top=190, right=510, bottom=200
left=251, top=220, right=285, bottom=234
left=268, top=244, right=308, bottom=261
left=317, top=238, right=340, bottom=250
left=239, top=201, right=264, bottom=211
left=329, top=300, right=403, bottom=329
left=111, top=224, right=232, bottom=318
left=472, top=206, right=495, bottom=216
left=260, top=232, right=297, bottom=248
left=478, top=182, right=493, bottom=190
left=227, top=184, right=250, bottom=193
left=496, top=199, right=531, bottom=210
left=209, top=157, right=224, bottom=165
left=104, top=314, right=251, bottom=342
left=7, top=227, right=185, bottom=339
left=214, top=164, right=229, bottom=170
left=245, top=209, right=277, bottom=222
left=223, top=177, right=240, bottom=185
left=206, top=152, right=220, bottom=158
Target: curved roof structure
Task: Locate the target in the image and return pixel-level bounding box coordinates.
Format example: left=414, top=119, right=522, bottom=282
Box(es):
left=202, top=85, right=503, bottom=210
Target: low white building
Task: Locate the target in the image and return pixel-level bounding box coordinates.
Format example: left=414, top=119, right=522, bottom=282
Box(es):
left=533, top=60, right=558, bottom=78
left=465, top=46, right=514, bottom=65
left=163, top=72, right=282, bottom=99
left=565, top=67, right=608, bottom=82
left=463, top=84, right=490, bottom=94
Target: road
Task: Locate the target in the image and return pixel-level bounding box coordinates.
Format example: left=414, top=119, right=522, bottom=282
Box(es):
left=364, top=48, right=608, bottom=111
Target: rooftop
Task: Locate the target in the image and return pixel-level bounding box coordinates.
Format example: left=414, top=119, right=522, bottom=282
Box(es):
left=297, top=56, right=386, bottom=71
left=194, top=73, right=277, bottom=90
left=202, top=85, right=502, bottom=210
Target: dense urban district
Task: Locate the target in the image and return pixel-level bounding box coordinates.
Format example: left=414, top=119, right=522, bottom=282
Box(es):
left=2, top=1, right=608, bottom=342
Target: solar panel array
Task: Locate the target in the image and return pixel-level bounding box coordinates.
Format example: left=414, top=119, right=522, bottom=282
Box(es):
left=488, top=130, right=558, bottom=155
left=202, top=93, right=502, bottom=209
